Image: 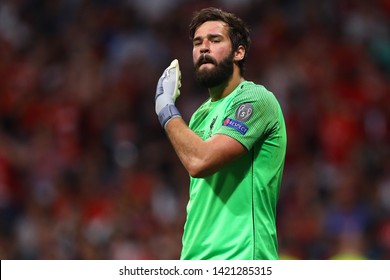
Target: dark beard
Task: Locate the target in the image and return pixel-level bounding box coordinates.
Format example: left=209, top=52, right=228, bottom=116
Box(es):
left=194, top=52, right=234, bottom=88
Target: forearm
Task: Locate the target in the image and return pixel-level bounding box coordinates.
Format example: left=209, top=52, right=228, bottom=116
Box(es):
left=165, top=118, right=215, bottom=178
left=164, top=117, right=247, bottom=178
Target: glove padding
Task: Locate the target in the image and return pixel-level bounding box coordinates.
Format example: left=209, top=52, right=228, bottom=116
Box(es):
left=155, top=59, right=182, bottom=128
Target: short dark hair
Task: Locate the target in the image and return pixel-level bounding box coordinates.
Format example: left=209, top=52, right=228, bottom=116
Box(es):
left=189, top=7, right=251, bottom=75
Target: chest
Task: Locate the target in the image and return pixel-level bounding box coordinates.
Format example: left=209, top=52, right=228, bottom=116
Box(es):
left=190, top=105, right=226, bottom=140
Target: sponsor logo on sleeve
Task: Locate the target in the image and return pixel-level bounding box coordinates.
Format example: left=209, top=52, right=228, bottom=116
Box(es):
left=223, top=118, right=248, bottom=135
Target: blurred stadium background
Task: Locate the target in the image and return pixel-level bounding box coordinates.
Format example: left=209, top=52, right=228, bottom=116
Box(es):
left=0, top=0, right=389, bottom=260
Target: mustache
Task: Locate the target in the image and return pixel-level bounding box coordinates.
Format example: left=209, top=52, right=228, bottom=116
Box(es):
left=196, top=54, right=217, bottom=69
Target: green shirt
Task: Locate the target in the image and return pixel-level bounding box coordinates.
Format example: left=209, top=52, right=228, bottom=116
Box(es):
left=181, top=81, right=287, bottom=260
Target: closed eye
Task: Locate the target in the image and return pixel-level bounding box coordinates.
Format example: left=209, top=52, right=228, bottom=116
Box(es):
left=192, top=34, right=225, bottom=47
left=193, top=40, right=202, bottom=47
left=209, top=34, right=223, bottom=43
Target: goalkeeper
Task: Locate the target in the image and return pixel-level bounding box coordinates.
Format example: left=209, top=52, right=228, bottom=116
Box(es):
left=155, top=7, right=287, bottom=260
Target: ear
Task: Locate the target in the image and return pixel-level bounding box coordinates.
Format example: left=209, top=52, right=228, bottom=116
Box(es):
left=233, top=45, right=245, bottom=62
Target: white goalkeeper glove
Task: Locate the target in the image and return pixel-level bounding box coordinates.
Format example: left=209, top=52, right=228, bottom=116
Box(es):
left=155, top=59, right=182, bottom=128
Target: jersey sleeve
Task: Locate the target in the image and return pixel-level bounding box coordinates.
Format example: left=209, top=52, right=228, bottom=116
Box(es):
left=215, top=84, right=280, bottom=150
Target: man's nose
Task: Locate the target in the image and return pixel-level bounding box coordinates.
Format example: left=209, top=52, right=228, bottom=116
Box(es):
left=200, top=40, right=210, bottom=53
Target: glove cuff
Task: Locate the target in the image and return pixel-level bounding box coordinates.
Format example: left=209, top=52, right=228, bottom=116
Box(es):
left=158, top=104, right=181, bottom=128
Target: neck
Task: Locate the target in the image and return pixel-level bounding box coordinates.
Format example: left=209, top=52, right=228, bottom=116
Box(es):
left=208, top=71, right=244, bottom=101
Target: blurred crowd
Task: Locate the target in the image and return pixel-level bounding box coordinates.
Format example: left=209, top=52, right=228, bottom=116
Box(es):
left=0, top=0, right=389, bottom=260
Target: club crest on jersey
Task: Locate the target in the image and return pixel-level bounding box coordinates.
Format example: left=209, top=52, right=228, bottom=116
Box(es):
left=235, top=103, right=253, bottom=122
left=207, top=117, right=217, bottom=139
left=223, top=118, right=248, bottom=135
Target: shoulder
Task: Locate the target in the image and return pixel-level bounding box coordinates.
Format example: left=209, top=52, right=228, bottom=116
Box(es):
left=231, top=81, right=280, bottom=114
left=237, top=81, right=277, bottom=102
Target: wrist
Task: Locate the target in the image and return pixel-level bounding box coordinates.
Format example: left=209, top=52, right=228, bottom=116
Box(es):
left=158, top=104, right=181, bottom=128
left=164, top=114, right=182, bottom=129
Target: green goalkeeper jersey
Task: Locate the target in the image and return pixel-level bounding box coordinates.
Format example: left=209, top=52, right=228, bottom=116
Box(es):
left=181, top=81, right=287, bottom=260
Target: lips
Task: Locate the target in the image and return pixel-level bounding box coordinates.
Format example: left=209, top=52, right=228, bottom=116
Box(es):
left=201, top=61, right=213, bottom=65
left=197, top=55, right=216, bottom=68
